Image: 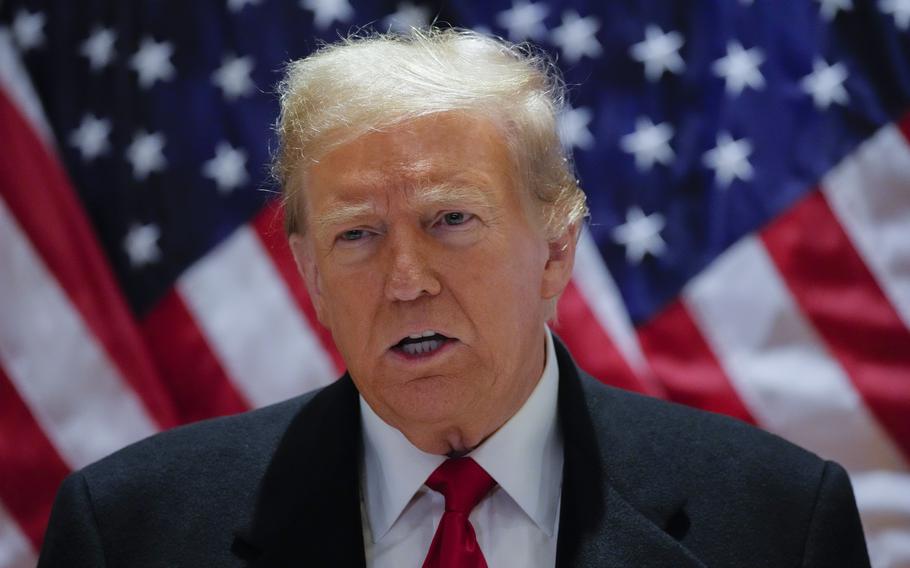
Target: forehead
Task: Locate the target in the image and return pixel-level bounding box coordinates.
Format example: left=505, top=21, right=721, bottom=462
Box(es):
left=301, top=113, right=519, bottom=215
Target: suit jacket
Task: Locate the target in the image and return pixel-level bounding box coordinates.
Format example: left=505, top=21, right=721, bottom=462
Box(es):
left=39, top=338, right=870, bottom=567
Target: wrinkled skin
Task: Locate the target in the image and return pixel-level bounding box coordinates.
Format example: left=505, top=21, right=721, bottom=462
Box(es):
left=289, top=112, right=577, bottom=455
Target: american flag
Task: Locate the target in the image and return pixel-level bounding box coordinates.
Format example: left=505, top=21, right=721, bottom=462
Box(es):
left=1, top=0, right=909, bottom=565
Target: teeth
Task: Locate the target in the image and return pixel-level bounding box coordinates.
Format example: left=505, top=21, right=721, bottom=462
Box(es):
left=402, top=339, right=442, bottom=356
left=408, top=330, right=438, bottom=339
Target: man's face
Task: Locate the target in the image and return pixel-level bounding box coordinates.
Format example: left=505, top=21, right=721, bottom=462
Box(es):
left=289, top=112, right=575, bottom=454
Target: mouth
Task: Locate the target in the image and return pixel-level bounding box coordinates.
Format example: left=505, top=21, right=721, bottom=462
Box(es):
left=390, top=330, right=457, bottom=360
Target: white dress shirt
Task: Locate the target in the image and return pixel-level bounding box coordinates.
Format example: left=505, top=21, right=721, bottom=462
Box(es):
left=360, top=329, right=563, bottom=568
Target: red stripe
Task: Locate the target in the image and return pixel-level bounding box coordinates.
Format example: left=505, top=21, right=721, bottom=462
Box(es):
left=250, top=202, right=345, bottom=373
left=0, top=88, right=177, bottom=429
left=761, top=189, right=910, bottom=459
left=553, top=281, right=661, bottom=396
left=0, top=363, right=70, bottom=549
left=638, top=300, right=756, bottom=424
left=141, top=289, right=250, bottom=424
left=897, top=111, right=910, bottom=143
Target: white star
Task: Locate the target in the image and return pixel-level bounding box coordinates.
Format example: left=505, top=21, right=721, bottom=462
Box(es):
left=126, top=131, right=167, bottom=181
left=212, top=54, right=256, bottom=100
left=227, top=0, right=263, bottom=13
left=496, top=0, right=549, bottom=41
left=80, top=27, right=117, bottom=71
left=69, top=114, right=112, bottom=162
left=629, top=25, right=686, bottom=82
left=612, top=207, right=667, bottom=264
left=12, top=9, right=45, bottom=52
left=801, top=58, right=850, bottom=110
left=880, top=0, right=910, bottom=29
left=816, top=0, right=853, bottom=21
left=551, top=11, right=602, bottom=64
left=300, top=0, right=354, bottom=30
left=703, top=133, right=754, bottom=188
left=383, top=2, right=432, bottom=33
left=202, top=142, right=249, bottom=194
left=558, top=105, right=595, bottom=150
left=712, top=41, right=765, bottom=96
left=130, top=37, right=176, bottom=89
left=620, top=117, right=674, bottom=171
left=123, top=223, right=162, bottom=268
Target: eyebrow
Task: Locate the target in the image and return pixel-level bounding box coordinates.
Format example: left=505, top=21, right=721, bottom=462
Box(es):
left=313, top=182, right=496, bottom=235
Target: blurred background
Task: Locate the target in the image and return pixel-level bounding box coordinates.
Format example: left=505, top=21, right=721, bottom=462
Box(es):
left=1, top=0, right=909, bottom=566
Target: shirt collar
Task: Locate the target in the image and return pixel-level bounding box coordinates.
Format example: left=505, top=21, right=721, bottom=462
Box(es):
left=359, top=327, right=563, bottom=541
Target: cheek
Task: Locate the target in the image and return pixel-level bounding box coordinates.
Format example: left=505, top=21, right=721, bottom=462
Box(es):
left=317, top=266, right=384, bottom=350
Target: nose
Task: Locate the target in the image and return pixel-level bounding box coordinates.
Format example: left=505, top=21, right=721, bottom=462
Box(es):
left=383, top=228, right=441, bottom=302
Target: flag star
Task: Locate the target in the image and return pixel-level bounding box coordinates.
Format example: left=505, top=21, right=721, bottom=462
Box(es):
left=126, top=131, right=167, bottom=180
left=383, top=2, right=432, bottom=33
left=620, top=117, right=675, bottom=171
left=558, top=105, right=595, bottom=150
left=712, top=41, right=765, bottom=96
left=69, top=114, right=112, bottom=162
left=703, top=133, right=754, bottom=187
left=496, top=0, right=550, bottom=41
left=130, top=37, right=176, bottom=89
left=629, top=25, right=686, bottom=82
left=212, top=54, right=256, bottom=100
left=80, top=27, right=117, bottom=71
left=801, top=58, right=850, bottom=110
left=12, top=9, right=46, bottom=52
left=816, top=0, right=853, bottom=21
left=880, top=0, right=910, bottom=29
left=123, top=223, right=162, bottom=268
left=300, top=0, right=354, bottom=30
left=612, top=207, right=667, bottom=264
left=202, top=142, right=249, bottom=194
left=227, top=0, right=263, bottom=13
left=551, top=11, right=602, bottom=64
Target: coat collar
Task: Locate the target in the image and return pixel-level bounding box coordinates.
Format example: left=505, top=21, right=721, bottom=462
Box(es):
left=552, top=338, right=705, bottom=568
left=232, top=375, right=366, bottom=567
left=233, top=337, right=705, bottom=567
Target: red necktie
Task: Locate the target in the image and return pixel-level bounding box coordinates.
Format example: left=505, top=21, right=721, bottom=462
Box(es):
left=421, top=457, right=497, bottom=568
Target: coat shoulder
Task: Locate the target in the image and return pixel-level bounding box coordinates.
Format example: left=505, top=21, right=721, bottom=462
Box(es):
left=579, top=373, right=825, bottom=482
left=62, top=388, right=324, bottom=562
left=82, top=389, right=319, bottom=492
left=576, top=374, right=866, bottom=566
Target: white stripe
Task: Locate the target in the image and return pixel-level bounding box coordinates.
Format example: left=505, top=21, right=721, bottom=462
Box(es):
left=572, top=228, right=649, bottom=374
left=0, top=29, right=54, bottom=147
left=866, top=527, right=910, bottom=568
left=0, top=502, right=36, bottom=568
left=822, top=124, right=910, bottom=331
left=0, top=198, right=158, bottom=468
left=852, top=470, right=910, bottom=568
left=853, top=470, right=910, bottom=522
left=178, top=226, right=336, bottom=407
left=682, top=235, right=907, bottom=473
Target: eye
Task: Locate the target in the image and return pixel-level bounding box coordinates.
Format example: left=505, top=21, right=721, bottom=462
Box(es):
left=439, top=212, right=473, bottom=226
left=338, top=229, right=367, bottom=242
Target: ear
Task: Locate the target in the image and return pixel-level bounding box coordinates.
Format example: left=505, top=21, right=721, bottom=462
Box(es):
left=288, top=233, right=329, bottom=327
left=541, top=222, right=579, bottom=300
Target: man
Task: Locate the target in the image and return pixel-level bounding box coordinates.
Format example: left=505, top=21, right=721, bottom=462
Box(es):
left=39, top=29, right=869, bottom=567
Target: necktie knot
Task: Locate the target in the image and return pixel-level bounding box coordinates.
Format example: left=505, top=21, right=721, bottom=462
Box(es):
left=425, top=457, right=496, bottom=514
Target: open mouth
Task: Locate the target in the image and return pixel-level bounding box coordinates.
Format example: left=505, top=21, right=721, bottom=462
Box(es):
left=391, top=331, right=454, bottom=358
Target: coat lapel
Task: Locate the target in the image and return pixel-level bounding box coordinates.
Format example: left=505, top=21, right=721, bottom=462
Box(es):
left=232, top=339, right=705, bottom=567
left=553, top=337, right=706, bottom=568
left=231, top=375, right=366, bottom=568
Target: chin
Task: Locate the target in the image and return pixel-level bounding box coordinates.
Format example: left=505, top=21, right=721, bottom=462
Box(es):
left=386, top=376, right=474, bottom=427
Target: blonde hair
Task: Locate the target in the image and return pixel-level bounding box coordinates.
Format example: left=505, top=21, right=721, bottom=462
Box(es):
left=273, top=27, right=588, bottom=239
